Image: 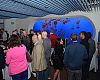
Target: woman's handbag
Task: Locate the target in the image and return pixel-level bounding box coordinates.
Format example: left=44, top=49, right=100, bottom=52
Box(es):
left=26, top=52, right=32, bottom=62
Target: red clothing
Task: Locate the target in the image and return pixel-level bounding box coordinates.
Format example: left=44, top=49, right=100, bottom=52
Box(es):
left=50, top=34, right=58, bottom=48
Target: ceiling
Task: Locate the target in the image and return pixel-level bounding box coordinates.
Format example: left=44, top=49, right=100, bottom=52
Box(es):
left=0, top=0, right=100, bottom=19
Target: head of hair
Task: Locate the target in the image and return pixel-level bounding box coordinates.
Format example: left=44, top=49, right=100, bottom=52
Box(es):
left=30, top=29, right=33, bottom=31
left=42, top=31, right=47, bottom=38
left=8, top=35, right=21, bottom=48
left=50, top=30, right=54, bottom=34
left=36, top=31, right=42, bottom=39
left=80, top=31, right=88, bottom=40
left=22, top=30, right=27, bottom=36
left=32, top=34, right=39, bottom=43
left=15, top=29, right=18, bottom=31
left=30, top=29, right=33, bottom=33
left=87, top=32, right=92, bottom=39
left=80, top=31, right=87, bottom=37
left=70, top=33, right=78, bottom=41
left=32, top=34, right=38, bottom=39
left=1, top=28, right=4, bottom=31
left=37, top=31, right=42, bottom=35
left=20, top=29, right=24, bottom=31
left=55, top=38, right=62, bottom=46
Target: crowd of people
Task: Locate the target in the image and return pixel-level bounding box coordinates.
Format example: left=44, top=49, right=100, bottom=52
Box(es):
left=0, top=28, right=97, bottom=80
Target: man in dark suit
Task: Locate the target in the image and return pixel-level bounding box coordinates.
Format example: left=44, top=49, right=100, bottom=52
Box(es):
left=87, top=32, right=96, bottom=67
left=64, top=33, right=88, bottom=80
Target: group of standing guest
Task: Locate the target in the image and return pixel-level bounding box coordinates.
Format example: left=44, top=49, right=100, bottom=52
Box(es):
left=0, top=28, right=96, bottom=80
left=0, top=28, right=9, bottom=46
left=5, top=30, right=52, bottom=80
left=64, top=31, right=96, bottom=80
left=50, top=31, right=96, bottom=80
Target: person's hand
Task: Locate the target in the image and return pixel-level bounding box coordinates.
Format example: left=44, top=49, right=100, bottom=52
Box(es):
left=51, top=61, right=53, bottom=65
left=35, top=68, right=39, bottom=71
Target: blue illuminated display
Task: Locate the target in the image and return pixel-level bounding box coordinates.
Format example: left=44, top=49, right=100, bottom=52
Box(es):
left=33, top=17, right=95, bottom=39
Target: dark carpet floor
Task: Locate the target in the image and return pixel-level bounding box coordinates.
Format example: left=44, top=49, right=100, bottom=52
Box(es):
left=29, top=69, right=98, bottom=80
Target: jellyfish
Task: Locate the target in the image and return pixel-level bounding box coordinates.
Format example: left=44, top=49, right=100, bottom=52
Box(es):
left=76, top=19, right=80, bottom=24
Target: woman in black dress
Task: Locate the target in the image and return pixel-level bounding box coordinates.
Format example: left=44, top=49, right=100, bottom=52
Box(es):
left=52, top=38, right=64, bottom=80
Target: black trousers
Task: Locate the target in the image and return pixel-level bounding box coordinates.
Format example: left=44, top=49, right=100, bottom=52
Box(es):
left=11, top=69, right=28, bottom=80
left=67, top=69, right=82, bottom=80
left=98, top=57, right=100, bottom=80
left=0, top=68, right=3, bottom=80
left=82, top=61, right=90, bottom=80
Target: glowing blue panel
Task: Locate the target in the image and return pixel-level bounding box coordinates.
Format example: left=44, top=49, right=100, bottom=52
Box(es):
left=33, top=17, right=95, bottom=39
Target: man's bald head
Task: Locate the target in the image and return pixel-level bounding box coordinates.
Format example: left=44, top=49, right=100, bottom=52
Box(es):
left=42, top=31, right=47, bottom=39
left=70, top=33, right=78, bottom=41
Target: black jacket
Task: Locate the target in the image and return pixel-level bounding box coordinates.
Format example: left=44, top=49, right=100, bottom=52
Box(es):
left=0, top=47, right=5, bottom=69
left=53, top=44, right=64, bottom=70
left=80, top=39, right=89, bottom=57
left=88, top=38, right=96, bottom=60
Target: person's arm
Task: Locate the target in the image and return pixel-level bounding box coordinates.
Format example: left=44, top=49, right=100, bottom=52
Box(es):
left=0, top=47, right=5, bottom=67
left=43, top=39, right=51, bottom=59
left=63, top=46, right=69, bottom=66
left=6, top=49, right=11, bottom=65
left=93, top=40, right=96, bottom=53
left=83, top=47, right=88, bottom=61
left=27, top=36, right=30, bottom=51
left=89, top=40, right=96, bottom=59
